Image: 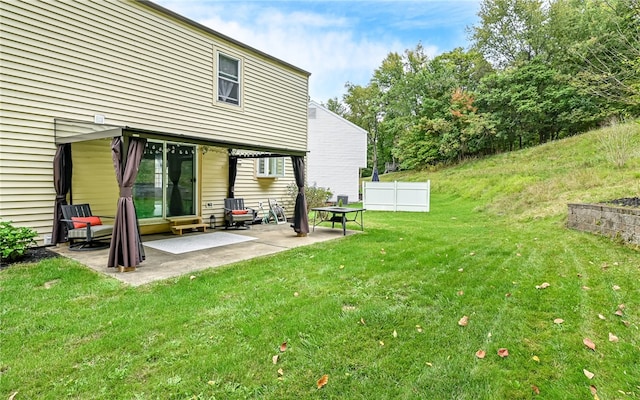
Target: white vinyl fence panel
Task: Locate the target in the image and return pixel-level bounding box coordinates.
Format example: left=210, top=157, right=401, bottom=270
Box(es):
left=362, top=181, right=430, bottom=212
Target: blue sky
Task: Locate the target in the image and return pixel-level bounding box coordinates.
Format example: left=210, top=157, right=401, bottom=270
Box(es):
left=156, top=1, right=481, bottom=103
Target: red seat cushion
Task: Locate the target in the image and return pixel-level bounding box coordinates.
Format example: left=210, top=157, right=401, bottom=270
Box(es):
left=231, top=210, right=249, bottom=215
left=71, top=216, right=102, bottom=229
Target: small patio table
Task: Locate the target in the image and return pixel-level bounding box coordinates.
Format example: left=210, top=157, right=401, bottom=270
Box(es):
left=311, top=206, right=365, bottom=236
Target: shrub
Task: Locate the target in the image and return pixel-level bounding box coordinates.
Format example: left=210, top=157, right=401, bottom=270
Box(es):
left=286, top=183, right=333, bottom=211
left=0, top=221, right=38, bottom=262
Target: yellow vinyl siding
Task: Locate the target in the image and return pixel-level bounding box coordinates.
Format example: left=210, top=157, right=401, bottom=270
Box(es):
left=3, top=1, right=308, bottom=150
left=0, top=0, right=309, bottom=242
left=234, top=158, right=297, bottom=216
left=70, top=140, right=119, bottom=217
left=200, top=147, right=229, bottom=228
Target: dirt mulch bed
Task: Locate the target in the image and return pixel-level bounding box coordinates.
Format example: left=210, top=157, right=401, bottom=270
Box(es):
left=0, top=247, right=61, bottom=270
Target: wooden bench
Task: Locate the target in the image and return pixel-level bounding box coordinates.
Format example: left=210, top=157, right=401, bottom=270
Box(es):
left=168, top=216, right=208, bottom=235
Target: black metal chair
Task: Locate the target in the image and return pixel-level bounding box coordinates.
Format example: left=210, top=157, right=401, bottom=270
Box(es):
left=224, top=198, right=255, bottom=229
left=60, top=204, right=113, bottom=250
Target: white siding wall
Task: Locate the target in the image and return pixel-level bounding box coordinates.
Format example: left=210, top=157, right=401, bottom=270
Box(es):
left=0, top=0, right=308, bottom=241
left=307, top=101, right=367, bottom=203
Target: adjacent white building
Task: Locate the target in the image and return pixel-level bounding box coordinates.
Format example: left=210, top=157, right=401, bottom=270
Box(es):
left=307, top=100, right=367, bottom=203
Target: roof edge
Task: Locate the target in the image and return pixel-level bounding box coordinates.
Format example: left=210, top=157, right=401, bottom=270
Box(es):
left=137, top=0, right=311, bottom=77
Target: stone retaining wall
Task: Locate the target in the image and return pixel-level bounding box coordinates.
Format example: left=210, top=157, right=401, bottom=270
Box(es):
left=568, top=203, right=640, bottom=244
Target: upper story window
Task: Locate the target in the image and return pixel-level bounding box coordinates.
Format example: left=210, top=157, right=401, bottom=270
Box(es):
left=218, top=53, right=240, bottom=106
left=256, top=157, right=285, bottom=178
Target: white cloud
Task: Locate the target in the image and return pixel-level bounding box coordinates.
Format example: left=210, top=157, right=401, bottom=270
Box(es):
left=196, top=8, right=411, bottom=102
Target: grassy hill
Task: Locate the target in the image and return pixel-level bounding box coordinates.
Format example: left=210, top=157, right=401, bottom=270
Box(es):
left=385, top=121, right=640, bottom=221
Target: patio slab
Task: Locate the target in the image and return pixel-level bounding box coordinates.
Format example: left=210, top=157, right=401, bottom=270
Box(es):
left=51, top=223, right=358, bottom=286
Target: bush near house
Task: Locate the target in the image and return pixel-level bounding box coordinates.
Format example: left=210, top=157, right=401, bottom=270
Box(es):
left=286, top=183, right=333, bottom=211
left=0, top=221, right=37, bottom=262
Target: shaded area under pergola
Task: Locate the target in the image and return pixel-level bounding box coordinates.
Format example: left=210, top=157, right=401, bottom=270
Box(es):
left=52, top=118, right=309, bottom=269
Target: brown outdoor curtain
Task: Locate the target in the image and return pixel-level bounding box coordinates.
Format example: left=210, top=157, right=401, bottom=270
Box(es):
left=291, top=155, right=309, bottom=234
left=51, top=143, right=72, bottom=245
left=167, top=152, right=184, bottom=216
left=228, top=156, right=238, bottom=198
left=108, top=136, right=147, bottom=268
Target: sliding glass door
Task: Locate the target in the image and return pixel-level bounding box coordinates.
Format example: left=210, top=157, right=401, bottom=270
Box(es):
left=134, top=141, right=196, bottom=219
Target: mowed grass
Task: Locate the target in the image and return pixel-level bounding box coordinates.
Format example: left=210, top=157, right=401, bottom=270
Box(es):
left=2, top=124, right=640, bottom=399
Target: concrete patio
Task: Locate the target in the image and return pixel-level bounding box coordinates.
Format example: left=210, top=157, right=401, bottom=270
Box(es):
left=52, top=223, right=359, bottom=286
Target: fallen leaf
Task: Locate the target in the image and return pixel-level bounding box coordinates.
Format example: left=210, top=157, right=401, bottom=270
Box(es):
left=612, top=285, right=621, bottom=291
left=416, top=325, right=423, bottom=333
left=590, top=385, right=597, bottom=395
left=554, top=318, right=564, bottom=324
left=469, top=252, right=475, bottom=256
left=532, top=355, right=540, bottom=362
left=279, top=342, right=287, bottom=352
left=598, top=314, right=606, bottom=320
left=8, top=392, right=18, bottom=400
left=457, top=290, right=464, bottom=296
left=426, top=362, right=433, bottom=367
left=622, top=320, right=630, bottom=327
left=582, top=286, right=591, bottom=290
left=277, top=368, right=284, bottom=376
left=458, top=268, right=464, bottom=272
left=339, top=264, right=345, bottom=269
left=392, top=330, right=398, bottom=338
left=380, top=248, right=386, bottom=255
left=505, top=293, right=512, bottom=297
left=189, top=275, right=196, bottom=280
left=583, top=338, right=596, bottom=351
left=618, top=304, right=626, bottom=310
left=475, top=350, right=486, bottom=359
left=458, top=315, right=469, bottom=327
left=498, top=348, right=509, bottom=357
left=536, top=282, right=551, bottom=289
left=532, top=385, right=540, bottom=395
left=360, top=317, right=366, bottom=325
left=608, top=332, right=619, bottom=342
left=272, top=355, right=279, bottom=364
left=294, top=292, right=299, bottom=297
left=379, top=340, right=384, bottom=346
left=615, top=310, right=624, bottom=317
left=317, top=374, right=328, bottom=389
left=584, top=369, right=595, bottom=379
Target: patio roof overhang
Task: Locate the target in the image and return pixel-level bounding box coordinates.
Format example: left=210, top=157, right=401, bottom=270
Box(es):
left=54, top=118, right=307, bottom=157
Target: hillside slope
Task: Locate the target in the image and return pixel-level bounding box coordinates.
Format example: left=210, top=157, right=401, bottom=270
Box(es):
left=385, top=122, right=640, bottom=220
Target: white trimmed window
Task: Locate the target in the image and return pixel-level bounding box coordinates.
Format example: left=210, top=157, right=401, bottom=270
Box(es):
left=256, top=157, right=285, bottom=178
left=218, top=53, right=240, bottom=105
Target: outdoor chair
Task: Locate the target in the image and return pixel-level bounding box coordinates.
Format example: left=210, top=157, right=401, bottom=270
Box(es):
left=60, top=204, right=114, bottom=251
left=267, top=199, right=287, bottom=224
left=224, top=198, right=255, bottom=229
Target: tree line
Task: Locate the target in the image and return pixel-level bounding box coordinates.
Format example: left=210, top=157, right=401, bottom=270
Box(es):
left=325, top=0, right=640, bottom=174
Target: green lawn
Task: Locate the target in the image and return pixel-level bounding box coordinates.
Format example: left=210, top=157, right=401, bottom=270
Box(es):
left=2, top=125, right=640, bottom=399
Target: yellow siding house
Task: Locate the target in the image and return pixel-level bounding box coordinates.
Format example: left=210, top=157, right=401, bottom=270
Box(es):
left=0, top=0, right=310, bottom=243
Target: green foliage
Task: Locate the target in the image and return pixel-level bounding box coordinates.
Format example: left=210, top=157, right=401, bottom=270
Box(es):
left=286, top=183, right=333, bottom=211
left=0, top=220, right=37, bottom=261
left=333, top=0, right=638, bottom=173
